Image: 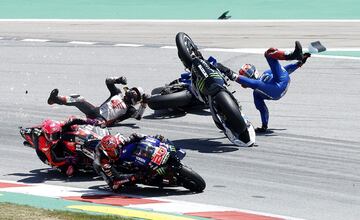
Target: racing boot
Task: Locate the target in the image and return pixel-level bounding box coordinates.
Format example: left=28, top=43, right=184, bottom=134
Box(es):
left=255, top=125, right=268, bottom=134
left=47, top=89, right=66, bottom=105
left=265, top=41, right=303, bottom=61
left=48, top=89, right=83, bottom=105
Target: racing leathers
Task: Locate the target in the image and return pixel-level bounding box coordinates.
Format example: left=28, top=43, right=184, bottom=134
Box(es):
left=93, top=133, right=146, bottom=191
left=30, top=118, right=91, bottom=175
left=217, top=45, right=310, bottom=132
left=47, top=76, right=148, bottom=126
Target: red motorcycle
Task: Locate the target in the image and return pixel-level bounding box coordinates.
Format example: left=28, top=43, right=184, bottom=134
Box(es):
left=19, top=123, right=109, bottom=174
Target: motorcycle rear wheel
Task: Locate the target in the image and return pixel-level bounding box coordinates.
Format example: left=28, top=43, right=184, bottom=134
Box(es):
left=148, top=90, right=193, bottom=110
left=176, top=32, right=199, bottom=69
left=151, top=86, right=166, bottom=95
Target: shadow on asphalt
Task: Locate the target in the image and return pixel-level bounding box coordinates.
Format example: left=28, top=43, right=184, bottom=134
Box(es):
left=255, top=128, right=286, bottom=137
left=172, top=136, right=242, bottom=153
left=88, top=184, right=200, bottom=197
left=7, top=168, right=98, bottom=184
left=108, top=123, right=141, bottom=129
left=144, top=107, right=211, bottom=120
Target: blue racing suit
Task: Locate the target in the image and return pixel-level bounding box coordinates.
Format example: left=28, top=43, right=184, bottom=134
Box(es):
left=236, top=56, right=301, bottom=127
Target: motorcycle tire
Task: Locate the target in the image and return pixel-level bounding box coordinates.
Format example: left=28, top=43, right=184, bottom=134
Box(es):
left=176, top=32, right=199, bottom=70
left=179, top=165, right=206, bottom=192
left=151, top=86, right=166, bottom=95
left=148, top=90, right=193, bottom=110
left=214, top=91, right=247, bottom=135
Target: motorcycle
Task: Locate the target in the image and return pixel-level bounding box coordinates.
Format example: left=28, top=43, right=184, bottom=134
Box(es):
left=148, top=72, right=206, bottom=112
left=19, top=123, right=109, bottom=174
left=102, top=135, right=206, bottom=192
left=172, top=32, right=255, bottom=147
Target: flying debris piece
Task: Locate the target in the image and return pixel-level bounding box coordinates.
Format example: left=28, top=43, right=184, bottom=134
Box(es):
left=308, top=41, right=327, bottom=54
left=218, top=11, right=231, bottom=20
left=25, top=90, right=28, bottom=94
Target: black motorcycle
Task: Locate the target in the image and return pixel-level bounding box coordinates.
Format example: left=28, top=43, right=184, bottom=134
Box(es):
left=173, top=32, right=255, bottom=147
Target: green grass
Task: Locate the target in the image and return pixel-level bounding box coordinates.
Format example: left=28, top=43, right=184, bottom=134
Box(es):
left=0, top=202, right=130, bottom=220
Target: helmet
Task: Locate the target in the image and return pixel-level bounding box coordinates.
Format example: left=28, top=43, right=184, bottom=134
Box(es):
left=42, top=119, right=62, bottom=142
left=100, top=135, right=123, bottom=160
left=124, top=87, right=144, bottom=105
left=239, top=64, right=260, bottom=79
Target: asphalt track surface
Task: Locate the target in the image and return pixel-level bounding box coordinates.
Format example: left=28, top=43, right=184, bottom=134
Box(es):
left=0, top=21, right=359, bottom=220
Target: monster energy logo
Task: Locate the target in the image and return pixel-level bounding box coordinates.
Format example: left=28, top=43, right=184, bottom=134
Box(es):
left=196, top=78, right=206, bottom=93
left=195, top=72, right=223, bottom=93
left=156, top=167, right=167, bottom=176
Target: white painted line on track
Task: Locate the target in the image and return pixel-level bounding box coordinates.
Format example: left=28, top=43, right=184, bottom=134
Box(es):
left=203, top=48, right=360, bottom=60
left=160, top=46, right=177, bottom=49
left=21, top=38, right=50, bottom=42
left=203, top=47, right=269, bottom=53
left=68, top=41, right=97, bottom=45
left=312, top=54, right=360, bottom=60
left=113, top=43, right=144, bottom=47
left=2, top=36, right=359, bottom=60
left=0, top=19, right=359, bottom=23
left=326, top=48, right=360, bottom=51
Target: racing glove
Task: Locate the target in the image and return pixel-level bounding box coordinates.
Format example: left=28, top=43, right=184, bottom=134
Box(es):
left=154, top=134, right=165, bottom=142
left=115, top=76, right=127, bottom=85
left=33, top=128, right=42, bottom=137
left=141, top=93, right=151, bottom=104
left=128, top=133, right=146, bottom=142
left=106, top=76, right=127, bottom=85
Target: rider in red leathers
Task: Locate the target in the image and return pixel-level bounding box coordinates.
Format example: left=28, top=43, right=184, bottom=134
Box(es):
left=28, top=117, right=91, bottom=176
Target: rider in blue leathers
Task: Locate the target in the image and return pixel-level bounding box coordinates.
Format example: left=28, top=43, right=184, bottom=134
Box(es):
left=217, top=41, right=311, bottom=133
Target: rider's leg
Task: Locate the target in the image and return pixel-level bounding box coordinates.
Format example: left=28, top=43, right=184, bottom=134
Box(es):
left=265, top=41, right=303, bottom=60
left=47, top=89, right=101, bottom=118
left=254, top=92, right=269, bottom=129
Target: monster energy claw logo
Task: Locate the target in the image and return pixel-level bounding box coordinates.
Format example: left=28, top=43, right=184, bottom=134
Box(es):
left=196, top=72, right=223, bottom=93
left=196, top=78, right=206, bottom=93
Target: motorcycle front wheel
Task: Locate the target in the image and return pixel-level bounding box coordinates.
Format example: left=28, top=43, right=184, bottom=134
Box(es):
left=178, top=165, right=206, bottom=192
left=213, top=91, right=247, bottom=136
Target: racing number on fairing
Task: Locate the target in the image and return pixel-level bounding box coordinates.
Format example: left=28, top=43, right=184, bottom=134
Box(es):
left=151, top=146, right=167, bottom=166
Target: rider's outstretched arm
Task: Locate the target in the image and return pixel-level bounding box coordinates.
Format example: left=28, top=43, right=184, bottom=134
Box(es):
left=105, top=76, right=127, bottom=97
left=61, top=118, right=90, bottom=132
left=131, top=102, right=147, bottom=120
left=236, top=76, right=264, bottom=90
left=215, top=62, right=238, bottom=80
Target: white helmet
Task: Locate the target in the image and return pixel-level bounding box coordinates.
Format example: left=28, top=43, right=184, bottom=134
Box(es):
left=124, top=87, right=144, bottom=105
